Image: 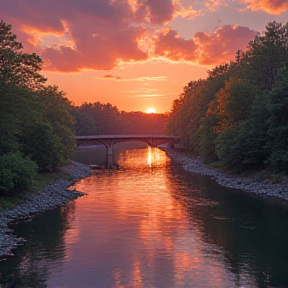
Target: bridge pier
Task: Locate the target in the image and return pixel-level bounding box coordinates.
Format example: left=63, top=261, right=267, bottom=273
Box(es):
left=106, top=143, right=114, bottom=169
left=75, top=134, right=180, bottom=169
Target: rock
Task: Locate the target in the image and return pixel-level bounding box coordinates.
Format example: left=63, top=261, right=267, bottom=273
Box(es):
left=161, top=146, right=288, bottom=203
left=0, top=160, right=91, bottom=260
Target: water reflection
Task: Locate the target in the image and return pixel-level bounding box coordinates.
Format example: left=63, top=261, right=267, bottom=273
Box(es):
left=66, top=148, right=257, bottom=287
left=0, top=148, right=288, bottom=287
left=0, top=203, right=77, bottom=287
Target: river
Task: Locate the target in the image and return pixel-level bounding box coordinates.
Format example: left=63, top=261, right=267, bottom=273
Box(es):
left=1, top=147, right=288, bottom=288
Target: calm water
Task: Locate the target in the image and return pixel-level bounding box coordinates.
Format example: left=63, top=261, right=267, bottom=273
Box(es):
left=1, top=147, right=288, bottom=288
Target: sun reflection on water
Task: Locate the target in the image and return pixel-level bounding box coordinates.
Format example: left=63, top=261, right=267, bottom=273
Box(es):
left=58, top=147, right=259, bottom=288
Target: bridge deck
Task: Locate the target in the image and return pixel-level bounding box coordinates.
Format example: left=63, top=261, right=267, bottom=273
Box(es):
left=75, top=134, right=180, bottom=140
left=75, top=134, right=180, bottom=168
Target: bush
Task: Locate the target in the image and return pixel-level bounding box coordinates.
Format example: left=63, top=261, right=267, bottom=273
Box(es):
left=0, top=152, right=38, bottom=194
left=266, top=150, right=288, bottom=173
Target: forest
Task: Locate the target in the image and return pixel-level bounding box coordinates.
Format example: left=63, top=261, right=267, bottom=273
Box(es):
left=0, top=20, right=165, bottom=194
left=0, top=21, right=76, bottom=194
left=165, top=21, right=288, bottom=173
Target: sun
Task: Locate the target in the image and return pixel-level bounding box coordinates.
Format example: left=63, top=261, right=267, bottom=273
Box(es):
left=146, top=108, right=156, bottom=114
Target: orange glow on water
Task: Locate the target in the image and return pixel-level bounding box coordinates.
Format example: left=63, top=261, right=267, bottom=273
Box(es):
left=64, top=148, right=259, bottom=287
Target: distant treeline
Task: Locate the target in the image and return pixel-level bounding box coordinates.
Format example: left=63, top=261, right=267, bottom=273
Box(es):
left=71, top=103, right=166, bottom=135
left=166, top=21, right=288, bottom=173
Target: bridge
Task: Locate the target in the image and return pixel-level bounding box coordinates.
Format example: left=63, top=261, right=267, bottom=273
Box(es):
left=75, top=134, right=180, bottom=168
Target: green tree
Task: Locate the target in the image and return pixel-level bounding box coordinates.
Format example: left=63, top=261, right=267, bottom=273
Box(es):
left=266, top=68, right=288, bottom=172
left=0, top=21, right=46, bottom=89
left=36, top=85, right=76, bottom=161
left=208, top=78, right=258, bottom=133
left=243, top=21, right=288, bottom=91
left=216, top=91, right=270, bottom=168
left=0, top=83, right=43, bottom=156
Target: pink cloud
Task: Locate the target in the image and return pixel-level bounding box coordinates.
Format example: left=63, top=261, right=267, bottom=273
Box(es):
left=154, top=29, right=197, bottom=61
left=195, top=25, right=257, bottom=65
left=146, top=0, right=176, bottom=24
left=154, top=25, right=257, bottom=65
left=134, top=0, right=176, bottom=24
left=0, top=0, right=148, bottom=72
left=0, top=0, right=258, bottom=71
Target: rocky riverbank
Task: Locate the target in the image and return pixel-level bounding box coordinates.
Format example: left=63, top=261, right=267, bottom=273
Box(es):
left=0, top=160, right=91, bottom=260
left=163, top=147, right=288, bottom=201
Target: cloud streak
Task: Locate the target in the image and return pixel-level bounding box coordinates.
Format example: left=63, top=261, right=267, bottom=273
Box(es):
left=118, top=76, right=168, bottom=82
left=98, top=75, right=122, bottom=80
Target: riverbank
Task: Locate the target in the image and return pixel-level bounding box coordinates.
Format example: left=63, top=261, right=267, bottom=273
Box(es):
left=0, top=160, right=91, bottom=260
left=162, top=147, right=288, bottom=201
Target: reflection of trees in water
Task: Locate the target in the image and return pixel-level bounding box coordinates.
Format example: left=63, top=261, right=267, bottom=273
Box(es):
left=169, top=163, right=288, bottom=287
left=0, top=202, right=76, bottom=288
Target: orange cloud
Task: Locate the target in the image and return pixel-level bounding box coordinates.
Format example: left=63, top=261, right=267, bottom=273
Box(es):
left=242, top=0, right=288, bottom=14
left=204, top=0, right=223, bottom=12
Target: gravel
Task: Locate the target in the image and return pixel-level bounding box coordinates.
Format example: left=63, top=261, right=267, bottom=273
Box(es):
left=162, top=147, right=288, bottom=201
left=0, top=160, right=91, bottom=260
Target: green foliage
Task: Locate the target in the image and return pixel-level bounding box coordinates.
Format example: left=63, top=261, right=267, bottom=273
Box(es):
left=196, top=120, right=218, bottom=163
left=0, top=21, right=77, bottom=193
left=215, top=127, right=243, bottom=166
left=244, top=21, right=288, bottom=91
left=21, top=121, right=63, bottom=171
left=36, top=85, right=76, bottom=161
left=0, top=20, right=46, bottom=89
left=209, top=78, right=258, bottom=133
left=166, top=20, right=288, bottom=173
left=0, top=82, right=43, bottom=154
left=265, top=68, right=288, bottom=172
left=0, top=152, right=37, bottom=194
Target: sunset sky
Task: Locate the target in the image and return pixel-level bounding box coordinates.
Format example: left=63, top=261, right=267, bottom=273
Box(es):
left=1, top=0, right=288, bottom=113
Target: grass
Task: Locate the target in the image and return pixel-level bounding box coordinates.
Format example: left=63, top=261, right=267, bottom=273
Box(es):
left=0, top=196, right=25, bottom=210
left=32, top=169, right=69, bottom=191
left=0, top=169, right=70, bottom=211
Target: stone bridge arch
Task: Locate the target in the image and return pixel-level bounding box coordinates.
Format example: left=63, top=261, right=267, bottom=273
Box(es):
left=75, top=134, right=180, bottom=168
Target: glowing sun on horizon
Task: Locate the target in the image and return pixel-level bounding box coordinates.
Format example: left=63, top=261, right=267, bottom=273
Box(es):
left=146, top=108, right=156, bottom=114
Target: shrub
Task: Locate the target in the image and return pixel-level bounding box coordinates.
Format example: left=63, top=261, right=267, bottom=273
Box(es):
left=0, top=152, right=37, bottom=194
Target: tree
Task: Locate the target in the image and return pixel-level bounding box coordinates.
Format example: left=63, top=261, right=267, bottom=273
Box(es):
left=266, top=68, right=288, bottom=172
left=0, top=20, right=46, bottom=89
left=36, top=85, right=76, bottom=161
left=243, top=21, right=288, bottom=91
left=208, top=78, right=258, bottom=133
left=0, top=82, right=43, bottom=156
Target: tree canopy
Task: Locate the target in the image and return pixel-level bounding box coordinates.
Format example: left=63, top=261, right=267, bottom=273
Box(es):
left=0, top=20, right=46, bottom=89
left=0, top=21, right=75, bottom=194
left=166, top=21, right=288, bottom=173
